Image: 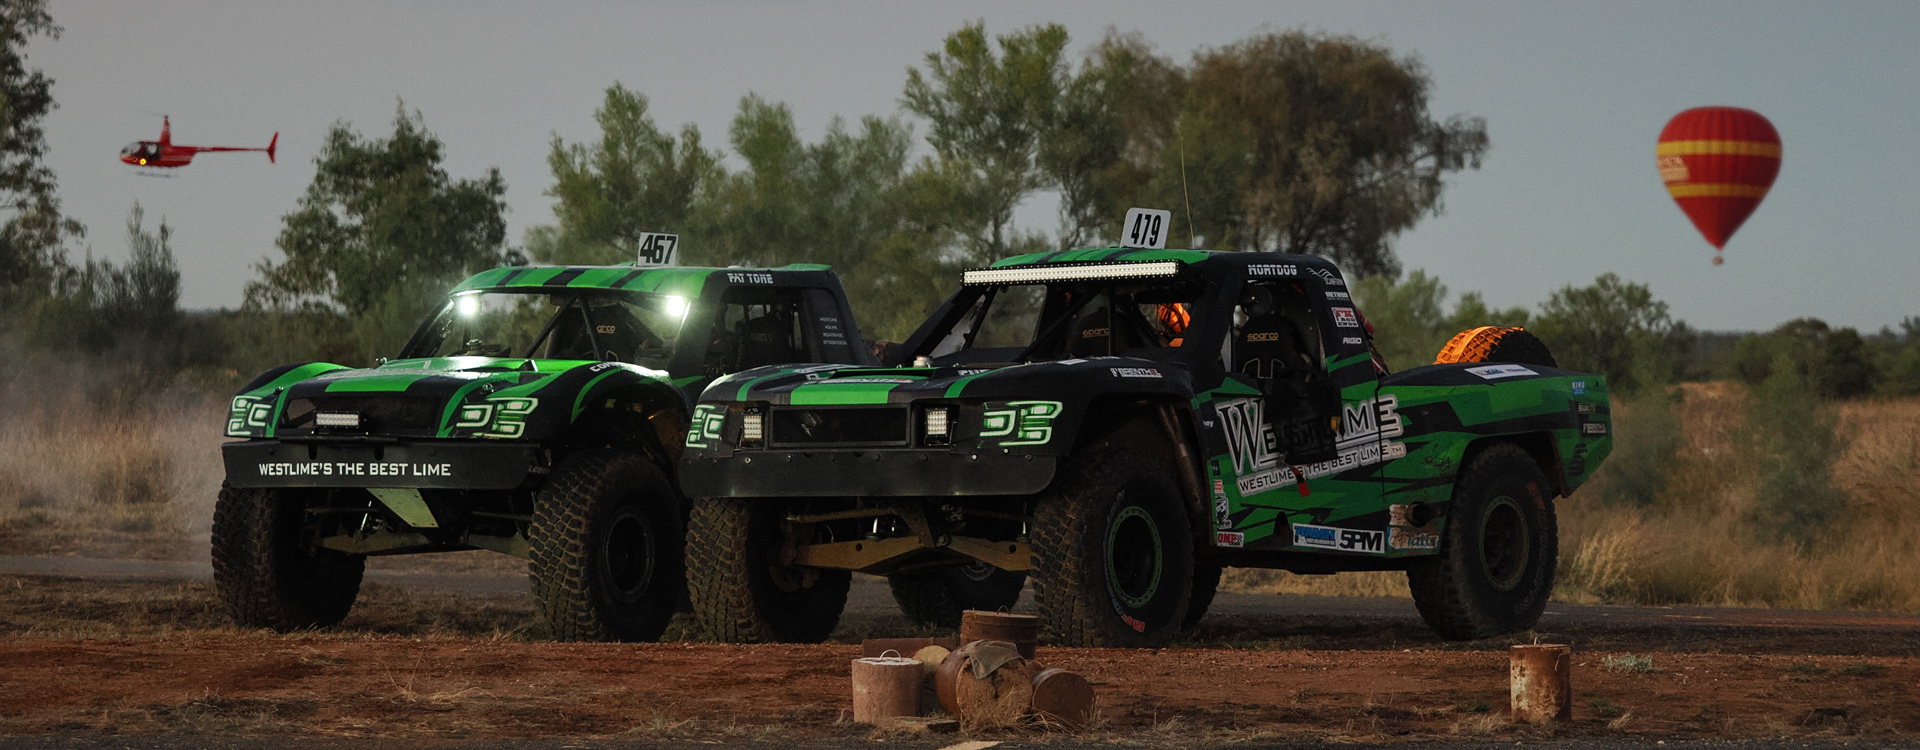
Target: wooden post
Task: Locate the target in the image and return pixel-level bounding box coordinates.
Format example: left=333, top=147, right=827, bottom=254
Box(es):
left=852, top=656, right=924, bottom=724
left=1510, top=644, right=1572, bottom=724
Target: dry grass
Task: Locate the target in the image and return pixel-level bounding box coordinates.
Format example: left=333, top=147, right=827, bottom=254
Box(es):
left=1556, top=384, right=1920, bottom=611
left=0, top=367, right=225, bottom=559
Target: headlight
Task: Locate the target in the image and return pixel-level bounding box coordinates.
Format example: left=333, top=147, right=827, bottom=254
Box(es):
left=740, top=407, right=765, bottom=446
left=923, top=407, right=951, bottom=445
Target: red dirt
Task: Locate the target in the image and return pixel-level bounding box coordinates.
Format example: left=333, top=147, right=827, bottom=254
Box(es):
left=3, top=636, right=1914, bottom=743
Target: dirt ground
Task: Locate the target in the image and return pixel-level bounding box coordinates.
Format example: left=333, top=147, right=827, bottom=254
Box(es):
left=3, top=572, right=1919, bottom=745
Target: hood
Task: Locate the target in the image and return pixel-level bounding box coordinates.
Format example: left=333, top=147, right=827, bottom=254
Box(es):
left=705, top=358, right=1192, bottom=407
left=227, top=357, right=671, bottom=440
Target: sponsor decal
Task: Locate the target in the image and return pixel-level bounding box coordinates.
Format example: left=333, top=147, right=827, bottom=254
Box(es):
left=1657, top=155, right=1689, bottom=182
left=1212, top=479, right=1231, bottom=529
left=685, top=404, right=726, bottom=448
left=1465, top=364, right=1537, bottom=380
left=1217, top=395, right=1407, bottom=496
left=1390, top=528, right=1439, bottom=550
left=595, top=324, right=617, bottom=334
left=1293, top=523, right=1385, bottom=554
left=829, top=377, right=915, bottom=384
left=1310, top=268, right=1346, bottom=287
left=726, top=271, right=774, bottom=284
left=1246, top=332, right=1279, bottom=342
left=1388, top=504, right=1440, bottom=551
left=256, top=461, right=454, bottom=478
left=228, top=395, right=273, bottom=434
left=453, top=397, right=538, bottom=439
left=1110, top=367, right=1162, bottom=379
left=1576, top=402, right=1597, bottom=414
left=1571, top=380, right=1587, bottom=396
left=981, top=400, right=1064, bottom=446
left=1583, top=422, right=1609, bottom=435
left=1249, top=264, right=1298, bottom=277
left=1325, top=291, right=1351, bottom=301
left=1215, top=531, right=1245, bottom=548
left=1332, top=308, right=1360, bottom=328
left=1342, top=337, right=1364, bottom=346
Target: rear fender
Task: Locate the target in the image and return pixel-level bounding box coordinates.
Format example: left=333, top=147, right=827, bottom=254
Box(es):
left=1460, top=433, right=1566, bottom=498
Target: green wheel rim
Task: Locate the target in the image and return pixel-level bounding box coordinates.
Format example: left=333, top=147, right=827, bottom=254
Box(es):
left=1106, top=503, right=1164, bottom=608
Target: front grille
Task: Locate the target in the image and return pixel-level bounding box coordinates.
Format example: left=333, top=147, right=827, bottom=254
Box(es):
left=769, top=407, right=909, bottom=446
left=280, top=395, right=442, bottom=436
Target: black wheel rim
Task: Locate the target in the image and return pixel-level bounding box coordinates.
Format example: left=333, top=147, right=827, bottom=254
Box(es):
left=1479, top=496, right=1530, bottom=591
left=1106, top=499, right=1164, bottom=608
left=600, top=506, right=655, bottom=603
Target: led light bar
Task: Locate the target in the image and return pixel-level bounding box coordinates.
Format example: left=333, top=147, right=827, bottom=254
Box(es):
left=924, top=408, right=950, bottom=438
left=962, top=261, right=1183, bottom=286
left=315, top=412, right=361, bottom=429
left=740, top=411, right=765, bottom=444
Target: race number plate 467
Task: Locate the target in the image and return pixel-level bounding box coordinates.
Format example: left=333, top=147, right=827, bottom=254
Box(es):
left=637, top=232, right=679, bottom=265
left=1120, top=208, right=1172, bottom=249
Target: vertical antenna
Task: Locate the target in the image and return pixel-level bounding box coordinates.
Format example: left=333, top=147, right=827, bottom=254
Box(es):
left=1179, top=129, right=1196, bottom=248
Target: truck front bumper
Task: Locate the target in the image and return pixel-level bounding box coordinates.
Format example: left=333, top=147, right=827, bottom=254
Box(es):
left=222, top=439, right=539, bottom=490
left=679, top=449, right=1056, bottom=498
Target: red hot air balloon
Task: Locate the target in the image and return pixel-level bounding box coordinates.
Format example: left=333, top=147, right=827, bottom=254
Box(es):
left=1656, top=107, right=1781, bottom=265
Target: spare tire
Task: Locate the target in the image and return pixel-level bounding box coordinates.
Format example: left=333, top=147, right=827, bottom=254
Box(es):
left=1433, top=326, right=1557, bottom=368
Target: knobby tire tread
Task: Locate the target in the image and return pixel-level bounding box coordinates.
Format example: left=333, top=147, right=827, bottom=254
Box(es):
left=211, top=483, right=364, bottom=631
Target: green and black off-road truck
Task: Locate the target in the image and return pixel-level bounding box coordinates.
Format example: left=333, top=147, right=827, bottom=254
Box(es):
left=215, top=258, right=872, bottom=641
left=680, top=244, right=1613, bottom=646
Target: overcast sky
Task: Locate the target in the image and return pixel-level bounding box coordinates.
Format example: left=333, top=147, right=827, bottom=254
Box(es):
left=34, top=1, right=1920, bottom=332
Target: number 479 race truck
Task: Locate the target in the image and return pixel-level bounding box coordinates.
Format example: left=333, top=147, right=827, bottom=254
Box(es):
left=679, top=241, right=1613, bottom=647
left=215, top=251, right=873, bottom=642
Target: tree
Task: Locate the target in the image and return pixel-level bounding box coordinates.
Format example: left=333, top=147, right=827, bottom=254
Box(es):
left=0, top=0, right=82, bottom=305
left=29, top=203, right=178, bottom=356
left=698, top=94, right=957, bottom=339
left=535, top=84, right=720, bottom=265
left=247, top=104, right=509, bottom=327
left=902, top=22, right=1088, bottom=261
left=1530, top=273, right=1693, bottom=393
left=1727, top=319, right=1877, bottom=399
left=1095, top=30, right=1487, bottom=277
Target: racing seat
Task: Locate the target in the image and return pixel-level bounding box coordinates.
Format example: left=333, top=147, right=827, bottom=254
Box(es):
left=548, top=304, right=656, bottom=361
left=1066, top=304, right=1157, bottom=358
left=734, top=307, right=804, bottom=369
left=1236, top=313, right=1339, bottom=465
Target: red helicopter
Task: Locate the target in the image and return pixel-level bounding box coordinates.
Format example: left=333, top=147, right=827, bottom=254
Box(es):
left=119, top=116, right=276, bottom=168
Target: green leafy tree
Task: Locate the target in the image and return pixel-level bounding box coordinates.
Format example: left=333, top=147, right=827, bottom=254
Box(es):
left=1727, top=318, right=1877, bottom=399
left=0, top=0, right=83, bottom=304
left=534, top=84, right=720, bottom=265
left=902, top=22, right=1086, bottom=260
left=1530, top=273, right=1693, bottom=393
left=247, top=104, right=509, bottom=355
left=699, top=95, right=957, bottom=339
left=30, top=203, right=178, bottom=355
left=1097, top=30, right=1487, bottom=277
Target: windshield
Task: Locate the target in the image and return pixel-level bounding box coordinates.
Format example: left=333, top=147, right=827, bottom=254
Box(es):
left=922, top=279, right=1200, bottom=365
left=402, top=289, right=690, bottom=368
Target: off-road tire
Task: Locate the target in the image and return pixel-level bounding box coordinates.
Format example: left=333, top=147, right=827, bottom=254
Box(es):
left=1434, top=327, right=1558, bottom=368
left=1406, top=443, right=1559, bottom=640
left=687, top=496, right=851, bottom=643
left=887, top=562, right=1027, bottom=628
left=1032, top=448, right=1193, bottom=648
left=529, top=448, right=683, bottom=642
left=1184, top=559, right=1223, bottom=630
left=211, top=483, right=365, bottom=631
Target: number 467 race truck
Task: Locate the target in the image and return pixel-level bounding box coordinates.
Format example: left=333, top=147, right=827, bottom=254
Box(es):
left=215, top=251, right=873, bottom=642
left=679, top=237, right=1613, bottom=647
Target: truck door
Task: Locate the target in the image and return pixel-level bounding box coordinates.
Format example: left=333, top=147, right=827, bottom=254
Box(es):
left=1209, top=278, right=1389, bottom=555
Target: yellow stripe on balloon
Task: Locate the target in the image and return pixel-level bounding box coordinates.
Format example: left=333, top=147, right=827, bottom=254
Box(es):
left=1655, top=140, right=1782, bottom=158
left=1666, top=183, right=1771, bottom=198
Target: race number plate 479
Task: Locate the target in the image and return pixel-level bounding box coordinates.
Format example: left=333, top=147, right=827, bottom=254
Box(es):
left=1120, top=208, right=1172, bottom=249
